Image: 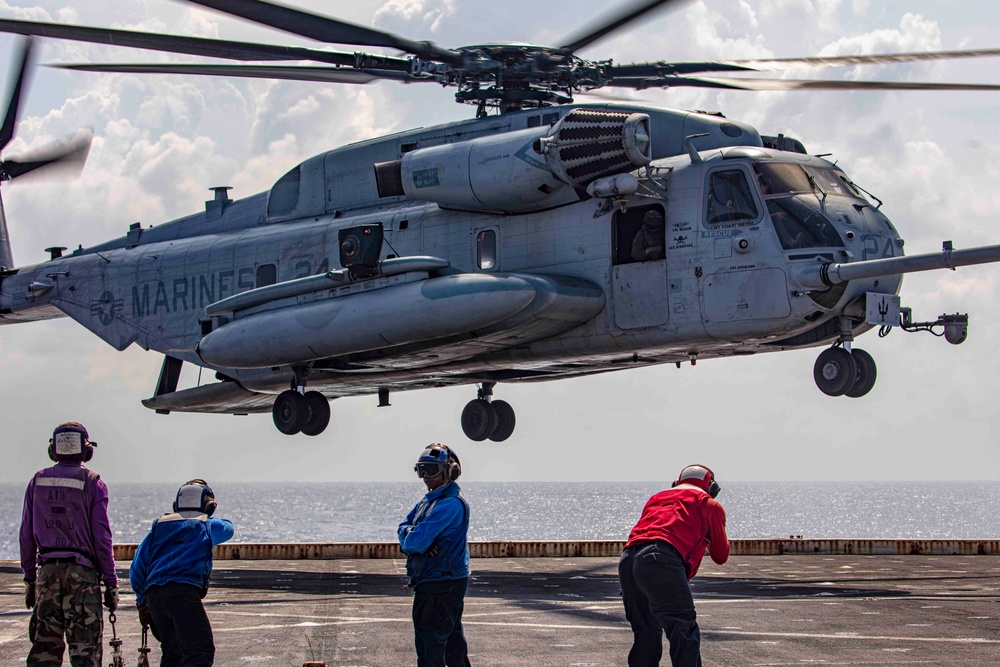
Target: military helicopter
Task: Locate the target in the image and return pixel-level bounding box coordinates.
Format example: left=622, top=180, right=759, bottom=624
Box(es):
left=2, top=0, right=1000, bottom=443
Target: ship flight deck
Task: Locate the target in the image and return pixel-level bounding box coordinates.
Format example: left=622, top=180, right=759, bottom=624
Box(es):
left=1, top=540, right=998, bottom=665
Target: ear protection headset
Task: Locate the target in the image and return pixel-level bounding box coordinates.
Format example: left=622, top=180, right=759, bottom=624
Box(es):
left=173, top=479, right=218, bottom=516
left=48, top=423, right=96, bottom=463
left=414, top=444, right=462, bottom=481
left=672, top=464, right=721, bottom=499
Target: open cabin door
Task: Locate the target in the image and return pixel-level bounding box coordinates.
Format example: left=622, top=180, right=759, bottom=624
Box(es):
left=610, top=205, right=669, bottom=330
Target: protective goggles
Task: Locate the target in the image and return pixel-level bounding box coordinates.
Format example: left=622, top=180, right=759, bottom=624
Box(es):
left=414, top=461, right=446, bottom=478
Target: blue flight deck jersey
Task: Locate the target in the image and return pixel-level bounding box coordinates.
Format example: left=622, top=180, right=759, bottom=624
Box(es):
left=398, top=481, right=470, bottom=584
left=129, top=511, right=234, bottom=605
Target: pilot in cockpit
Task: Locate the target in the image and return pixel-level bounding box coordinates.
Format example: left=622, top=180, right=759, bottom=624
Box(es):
left=631, top=209, right=666, bottom=262
left=757, top=172, right=773, bottom=195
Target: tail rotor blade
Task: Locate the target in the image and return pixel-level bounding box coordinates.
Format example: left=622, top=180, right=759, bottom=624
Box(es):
left=0, top=37, right=34, bottom=154
left=0, top=188, right=13, bottom=269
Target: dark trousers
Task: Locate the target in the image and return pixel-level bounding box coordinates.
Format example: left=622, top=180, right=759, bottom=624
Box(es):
left=619, top=542, right=701, bottom=667
left=146, top=583, right=215, bottom=667
left=412, top=578, right=472, bottom=667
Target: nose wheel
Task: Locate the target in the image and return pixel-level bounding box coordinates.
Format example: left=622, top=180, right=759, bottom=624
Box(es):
left=460, top=384, right=516, bottom=442
left=813, top=346, right=877, bottom=397
left=272, top=388, right=332, bottom=436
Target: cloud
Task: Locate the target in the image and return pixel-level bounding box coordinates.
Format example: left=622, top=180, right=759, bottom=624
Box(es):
left=3, top=0, right=1000, bottom=484
left=817, top=13, right=943, bottom=80
left=374, top=0, right=457, bottom=34
left=82, top=343, right=161, bottom=391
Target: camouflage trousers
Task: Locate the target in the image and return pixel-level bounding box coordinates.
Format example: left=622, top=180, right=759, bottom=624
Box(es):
left=27, top=562, right=104, bottom=667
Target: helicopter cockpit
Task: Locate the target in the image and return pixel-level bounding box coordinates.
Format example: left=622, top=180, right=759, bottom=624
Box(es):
left=752, top=162, right=865, bottom=250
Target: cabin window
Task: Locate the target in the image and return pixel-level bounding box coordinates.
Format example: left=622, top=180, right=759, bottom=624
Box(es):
left=706, top=169, right=759, bottom=224
left=255, top=263, right=277, bottom=287
left=477, top=230, right=497, bottom=270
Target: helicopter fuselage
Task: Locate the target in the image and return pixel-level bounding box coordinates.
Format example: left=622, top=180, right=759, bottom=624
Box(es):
left=0, top=101, right=949, bottom=432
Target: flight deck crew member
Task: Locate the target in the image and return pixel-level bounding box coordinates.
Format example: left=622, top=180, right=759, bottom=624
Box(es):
left=130, top=480, right=234, bottom=667
left=619, top=464, right=730, bottom=667
left=398, top=444, right=472, bottom=667
left=19, top=422, right=119, bottom=667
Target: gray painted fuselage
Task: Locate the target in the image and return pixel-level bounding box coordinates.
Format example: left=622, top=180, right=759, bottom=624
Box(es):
left=0, top=102, right=916, bottom=413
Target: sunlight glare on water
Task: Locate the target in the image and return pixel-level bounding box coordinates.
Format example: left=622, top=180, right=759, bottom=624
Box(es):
left=2, top=481, right=997, bottom=558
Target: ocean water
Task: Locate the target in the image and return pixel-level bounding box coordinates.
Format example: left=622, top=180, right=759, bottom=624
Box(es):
left=2, top=481, right=998, bottom=560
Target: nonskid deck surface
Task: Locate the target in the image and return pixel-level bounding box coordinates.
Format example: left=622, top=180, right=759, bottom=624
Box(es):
left=1, top=555, right=998, bottom=665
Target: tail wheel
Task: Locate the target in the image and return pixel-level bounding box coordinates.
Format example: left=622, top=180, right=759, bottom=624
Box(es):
left=813, top=347, right=858, bottom=397
left=488, top=400, right=516, bottom=442
left=272, top=390, right=307, bottom=435
left=301, top=391, right=331, bottom=436
left=461, top=399, right=497, bottom=441
left=845, top=348, right=878, bottom=398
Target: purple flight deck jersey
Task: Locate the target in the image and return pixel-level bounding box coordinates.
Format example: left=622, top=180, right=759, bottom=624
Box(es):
left=19, top=461, right=118, bottom=587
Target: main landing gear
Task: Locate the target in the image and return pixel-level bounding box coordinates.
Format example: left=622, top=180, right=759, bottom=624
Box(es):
left=813, top=344, right=877, bottom=398
left=272, top=387, right=331, bottom=436
left=461, top=383, right=516, bottom=442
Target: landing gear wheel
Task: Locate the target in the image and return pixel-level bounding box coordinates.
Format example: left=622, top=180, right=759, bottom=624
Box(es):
left=488, top=400, right=516, bottom=442
left=301, top=391, right=331, bottom=436
left=845, top=348, right=877, bottom=398
left=461, top=399, right=497, bottom=441
left=813, top=347, right=858, bottom=397
left=272, top=390, right=307, bottom=435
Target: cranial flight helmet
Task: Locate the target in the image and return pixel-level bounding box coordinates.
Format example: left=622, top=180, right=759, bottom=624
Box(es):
left=48, top=422, right=96, bottom=463
left=173, top=479, right=218, bottom=516
left=672, top=464, right=721, bottom=499
left=414, top=444, right=462, bottom=482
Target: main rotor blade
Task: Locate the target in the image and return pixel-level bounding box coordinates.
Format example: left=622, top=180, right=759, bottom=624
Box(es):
left=182, top=0, right=463, bottom=65
left=0, top=17, right=413, bottom=69
left=609, top=46, right=1000, bottom=79
left=1, top=129, right=91, bottom=181
left=725, top=47, right=1000, bottom=71
left=0, top=38, right=33, bottom=154
left=606, top=75, right=1000, bottom=92
left=50, top=63, right=419, bottom=85
left=558, top=0, right=682, bottom=54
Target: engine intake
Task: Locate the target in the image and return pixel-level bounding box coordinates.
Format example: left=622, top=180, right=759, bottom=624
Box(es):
left=535, top=109, right=651, bottom=187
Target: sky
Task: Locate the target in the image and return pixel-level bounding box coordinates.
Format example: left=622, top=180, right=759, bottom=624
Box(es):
left=1, top=0, right=1000, bottom=483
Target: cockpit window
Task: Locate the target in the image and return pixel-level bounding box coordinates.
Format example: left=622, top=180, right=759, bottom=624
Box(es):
left=767, top=197, right=844, bottom=250
left=753, top=163, right=812, bottom=196
left=831, top=169, right=865, bottom=199
left=706, top=169, right=759, bottom=224
left=755, top=163, right=866, bottom=201
left=805, top=166, right=865, bottom=199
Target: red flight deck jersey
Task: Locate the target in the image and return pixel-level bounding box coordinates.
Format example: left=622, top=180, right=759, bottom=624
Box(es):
left=625, top=484, right=730, bottom=579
